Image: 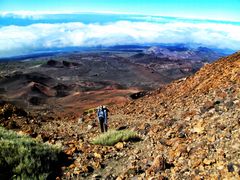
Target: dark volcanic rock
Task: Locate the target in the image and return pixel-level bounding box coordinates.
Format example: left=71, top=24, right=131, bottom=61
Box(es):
left=0, top=103, right=27, bottom=119
left=47, top=60, right=59, bottom=66
left=53, top=84, right=70, bottom=97
left=130, top=92, right=146, bottom=100
left=28, top=96, right=45, bottom=105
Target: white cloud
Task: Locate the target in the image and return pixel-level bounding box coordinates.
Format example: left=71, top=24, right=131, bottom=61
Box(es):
left=0, top=21, right=240, bottom=57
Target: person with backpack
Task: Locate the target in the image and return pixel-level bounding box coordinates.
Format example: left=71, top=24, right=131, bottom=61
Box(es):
left=97, top=105, right=109, bottom=133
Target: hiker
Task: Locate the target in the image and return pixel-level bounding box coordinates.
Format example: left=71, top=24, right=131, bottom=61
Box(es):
left=97, top=105, right=109, bottom=133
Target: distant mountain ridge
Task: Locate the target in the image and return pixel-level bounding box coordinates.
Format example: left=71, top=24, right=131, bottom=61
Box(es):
left=144, top=45, right=224, bottom=61
left=0, top=44, right=231, bottom=61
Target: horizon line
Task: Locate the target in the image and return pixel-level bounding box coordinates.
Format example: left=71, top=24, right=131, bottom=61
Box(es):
left=1, top=10, right=240, bottom=23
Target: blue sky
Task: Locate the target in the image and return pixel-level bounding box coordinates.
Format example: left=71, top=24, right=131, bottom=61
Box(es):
left=1, top=0, right=240, bottom=21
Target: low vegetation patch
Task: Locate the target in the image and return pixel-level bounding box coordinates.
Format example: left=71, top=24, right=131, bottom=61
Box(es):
left=0, top=126, right=62, bottom=179
left=92, top=129, right=140, bottom=146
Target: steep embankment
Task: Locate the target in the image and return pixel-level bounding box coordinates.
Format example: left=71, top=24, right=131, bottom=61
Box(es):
left=118, top=51, right=240, bottom=179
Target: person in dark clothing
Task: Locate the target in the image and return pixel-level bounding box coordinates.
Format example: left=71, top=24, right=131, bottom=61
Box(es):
left=97, top=105, right=109, bottom=133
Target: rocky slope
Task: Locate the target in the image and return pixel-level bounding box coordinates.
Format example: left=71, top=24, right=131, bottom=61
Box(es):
left=117, top=51, right=240, bottom=179
left=0, top=51, right=239, bottom=179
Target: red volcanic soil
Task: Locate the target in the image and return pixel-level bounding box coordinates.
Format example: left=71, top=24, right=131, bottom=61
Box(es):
left=54, top=88, right=140, bottom=118
left=8, top=82, right=55, bottom=98
left=0, top=51, right=210, bottom=119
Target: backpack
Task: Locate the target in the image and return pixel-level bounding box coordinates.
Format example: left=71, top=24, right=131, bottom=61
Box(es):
left=98, top=108, right=104, bottom=118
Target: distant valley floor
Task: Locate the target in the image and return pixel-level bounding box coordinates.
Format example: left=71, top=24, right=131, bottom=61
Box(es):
left=0, top=45, right=226, bottom=118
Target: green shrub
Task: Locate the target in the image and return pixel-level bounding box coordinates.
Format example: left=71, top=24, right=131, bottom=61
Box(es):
left=92, top=130, right=140, bottom=146
left=0, top=126, right=61, bottom=179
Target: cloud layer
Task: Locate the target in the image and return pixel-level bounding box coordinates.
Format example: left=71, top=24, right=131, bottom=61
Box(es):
left=0, top=20, right=240, bottom=57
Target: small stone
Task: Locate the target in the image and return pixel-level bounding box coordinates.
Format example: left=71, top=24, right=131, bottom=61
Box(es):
left=192, top=159, right=202, bottom=168
left=134, top=149, right=140, bottom=154
left=147, top=155, right=166, bottom=174
left=78, top=117, right=84, bottom=124
left=151, top=113, right=158, bottom=120
left=73, top=167, right=80, bottom=175
left=94, top=152, right=102, bottom=159
left=65, top=147, right=77, bottom=156
left=128, top=155, right=135, bottom=160
left=92, top=174, right=102, bottom=179
left=207, top=136, right=216, bottom=142
left=87, top=125, right=93, bottom=130
left=200, top=101, right=214, bottom=113
left=192, top=124, right=204, bottom=133
left=217, top=165, right=224, bottom=170
left=69, top=164, right=76, bottom=169
left=92, top=161, right=101, bottom=169
left=203, top=158, right=214, bottom=165
left=116, top=176, right=123, bottom=180
left=233, top=99, right=239, bottom=104
left=115, top=142, right=124, bottom=149
left=227, top=163, right=234, bottom=172
left=178, top=131, right=186, bottom=138
left=184, top=116, right=191, bottom=121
